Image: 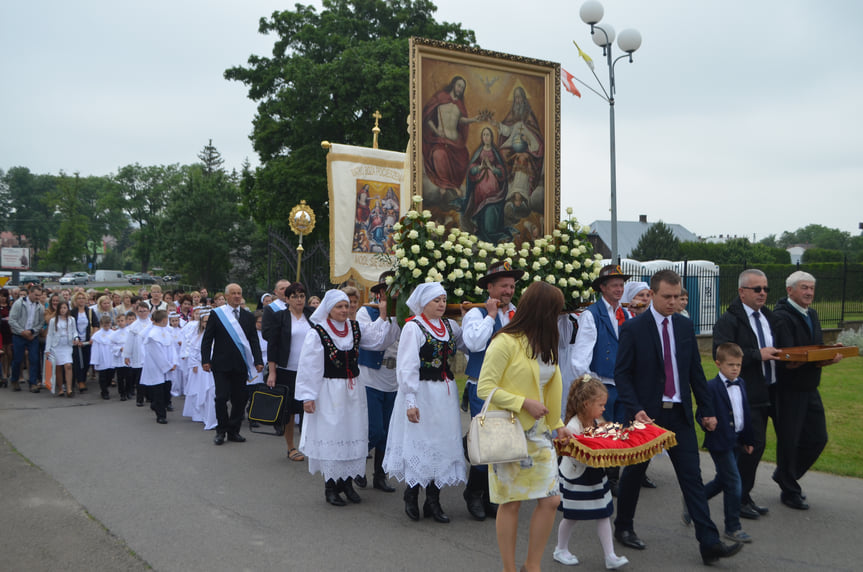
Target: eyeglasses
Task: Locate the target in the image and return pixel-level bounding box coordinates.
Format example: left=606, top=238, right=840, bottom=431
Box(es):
left=741, top=286, right=770, bottom=293
left=289, top=293, right=306, bottom=299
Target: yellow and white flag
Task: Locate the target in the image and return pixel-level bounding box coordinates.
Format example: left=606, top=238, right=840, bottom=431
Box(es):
left=326, top=143, right=408, bottom=288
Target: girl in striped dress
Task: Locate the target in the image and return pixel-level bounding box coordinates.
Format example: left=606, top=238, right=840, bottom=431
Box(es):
left=554, top=375, right=629, bottom=570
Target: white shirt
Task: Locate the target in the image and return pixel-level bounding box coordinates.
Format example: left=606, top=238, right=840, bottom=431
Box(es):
left=650, top=305, right=681, bottom=403
left=719, top=373, right=745, bottom=433
left=285, top=311, right=311, bottom=372
left=571, top=297, right=626, bottom=384
left=461, top=302, right=515, bottom=383
left=743, top=303, right=776, bottom=384
left=357, top=306, right=400, bottom=393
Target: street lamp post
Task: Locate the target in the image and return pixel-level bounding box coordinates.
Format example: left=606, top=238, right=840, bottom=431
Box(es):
left=579, top=0, right=641, bottom=264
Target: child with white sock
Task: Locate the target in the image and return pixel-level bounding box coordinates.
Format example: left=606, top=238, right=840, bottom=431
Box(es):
left=554, top=374, right=629, bottom=570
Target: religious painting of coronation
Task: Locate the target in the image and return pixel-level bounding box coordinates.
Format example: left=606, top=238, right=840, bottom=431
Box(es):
left=409, top=37, right=560, bottom=246
left=353, top=180, right=400, bottom=255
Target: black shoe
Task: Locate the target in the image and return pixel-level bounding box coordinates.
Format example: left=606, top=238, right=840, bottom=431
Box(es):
left=354, top=475, right=367, bottom=488
left=424, top=483, right=449, bottom=523
left=739, top=503, right=760, bottom=520
left=463, top=489, right=486, bottom=521
left=101, top=392, right=110, bottom=400
left=700, top=541, right=743, bottom=565
left=325, top=480, right=347, bottom=506
left=156, top=417, right=167, bottom=424
left=460, top=385, right=470, bottom=412
left=615, top=529, right=646, bottom=550
left=213, top=433, right=226, bottom=446
left=249, top=420, right=260, bottom=428
left=166, top=404, right=174, bottom=412
left=747, top=500, right=769, bottom=515
left=483, top=500, right=498, bottom=519
left=641, top=475, right=657, bottom=488
left=136, top=401, right=144, bottom=407
left=227, top=433, right=246, bottom=443
left=120, top=394, right=128, bottom=402
left=404, top=486, right=420, bottom=521
left=781, top=492, right=809, bottom=510
left=373, top=473, right=396, bottom=493
left=342, top=478, right=362, bottom=503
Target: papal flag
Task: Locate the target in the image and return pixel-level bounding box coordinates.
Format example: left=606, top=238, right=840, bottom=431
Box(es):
left=326, top=143, right=408, bottom=288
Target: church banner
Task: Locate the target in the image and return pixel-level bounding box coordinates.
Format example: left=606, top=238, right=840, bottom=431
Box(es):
left=326, top=143, right=407, bottom=288
left=409, top=37, right=560, bottom=247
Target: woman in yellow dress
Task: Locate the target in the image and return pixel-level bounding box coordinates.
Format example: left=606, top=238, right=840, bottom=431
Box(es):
left=477, top=281, right=573, bottom=572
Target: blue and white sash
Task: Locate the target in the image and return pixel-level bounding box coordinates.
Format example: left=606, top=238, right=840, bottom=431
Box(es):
left=268, top=299, right=287, bottom=313
left=215, top=305, right=256, bottom=381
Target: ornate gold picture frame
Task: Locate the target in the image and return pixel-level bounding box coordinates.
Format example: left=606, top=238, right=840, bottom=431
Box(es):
left=410, top=37, right=560, bottom=246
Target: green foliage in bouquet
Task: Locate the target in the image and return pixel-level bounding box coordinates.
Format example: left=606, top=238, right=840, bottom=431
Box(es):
left=387, top=202, right=604, bottom=323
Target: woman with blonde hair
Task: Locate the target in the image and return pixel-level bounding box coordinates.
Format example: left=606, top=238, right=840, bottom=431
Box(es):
left=477, top=281, right=573, bottom=572
left=71, top=291, right=98, bottom=393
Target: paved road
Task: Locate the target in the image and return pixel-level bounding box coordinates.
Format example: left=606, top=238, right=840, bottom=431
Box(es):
left=1, top=387, right=861, bottom=571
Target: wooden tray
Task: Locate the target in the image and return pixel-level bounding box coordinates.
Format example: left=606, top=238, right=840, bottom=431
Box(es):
left=776, top=345, right=858, bottom=362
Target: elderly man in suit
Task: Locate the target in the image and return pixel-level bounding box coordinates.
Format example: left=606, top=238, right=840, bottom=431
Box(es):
left=202, top=283, right=263, bottom=445
left=613, top=270, right=742, bottom=565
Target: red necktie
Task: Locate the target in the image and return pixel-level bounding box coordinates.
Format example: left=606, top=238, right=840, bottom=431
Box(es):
left=615, top=306, right=625, bottom=326
left=508, top=309, right=515, bottom=321
left=662, top=318, right=675, bottom=399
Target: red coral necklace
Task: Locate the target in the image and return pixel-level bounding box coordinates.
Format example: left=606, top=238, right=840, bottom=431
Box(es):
left=421, top=313, right=446, bottom=337
left=327, top=319, right=349, bottom=338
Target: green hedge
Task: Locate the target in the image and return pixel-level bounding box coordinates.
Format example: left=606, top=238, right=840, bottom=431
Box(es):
left=716, top=262, right=863, bottom=305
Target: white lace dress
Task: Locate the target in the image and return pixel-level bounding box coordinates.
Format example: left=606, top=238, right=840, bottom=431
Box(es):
left=383, top=318, right=467, bottom=488
left=296, top=317, right=393, bottom=481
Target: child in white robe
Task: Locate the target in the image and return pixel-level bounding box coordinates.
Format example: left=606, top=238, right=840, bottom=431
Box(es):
left=140, top=310, right=177, bottom=424
left=90, top=315, right=118, bottom=400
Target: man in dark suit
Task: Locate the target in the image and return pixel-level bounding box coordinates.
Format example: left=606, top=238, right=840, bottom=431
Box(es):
left=772, top=271, right=843, bottom=510
left=202, top=283, right=263, bottom=445
left=614, top=270, right=742, bottom=565
left=712, top=269, right=781, bottom=519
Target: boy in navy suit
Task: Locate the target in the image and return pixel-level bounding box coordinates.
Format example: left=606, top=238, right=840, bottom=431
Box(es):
left=695, top=342, right=755, bottom=543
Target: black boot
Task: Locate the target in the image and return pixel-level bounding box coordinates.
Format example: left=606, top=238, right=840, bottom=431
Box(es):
left=404, top=485, right=420, bottom=521
left=463, top=467, right=486, bottom=521
left=325, top=479, right=346, bottom=506
left=342, top=477, right=362, bottom=503
left=460, top=384, right=470, bottom=412
left=372, top=449, right=395, bottom=492
left=423, top=482, right=450, bottom=523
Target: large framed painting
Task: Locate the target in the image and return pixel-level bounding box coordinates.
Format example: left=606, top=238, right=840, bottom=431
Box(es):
left=409, top=37, right=560, bottom=246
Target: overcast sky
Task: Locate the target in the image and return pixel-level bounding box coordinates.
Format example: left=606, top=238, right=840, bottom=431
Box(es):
left=2, top=0, right=861, bottom=241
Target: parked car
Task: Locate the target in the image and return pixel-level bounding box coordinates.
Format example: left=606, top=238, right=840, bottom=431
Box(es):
left=59, top=272, right=89, bottom=285
left=162, top=273, right=182, bottom=282
left=128, top=273, right=158, bottom=285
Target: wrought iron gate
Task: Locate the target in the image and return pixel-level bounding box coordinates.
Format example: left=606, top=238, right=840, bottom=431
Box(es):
left=266, top=227, right=332, bottom=296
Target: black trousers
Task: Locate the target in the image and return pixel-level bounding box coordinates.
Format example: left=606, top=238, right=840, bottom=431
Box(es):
left=773, top=388, right=827, bottom=496
left=72, top=345, right=91, bottom=385
left=97, top=368, right=115, bottom=396
left=738, top=385, right=777, bottom=503
left=116, top=366, right=131, bottom=396
left=615, top=404, right=720, bottom=548
left=213, top=369, right=249, bottom=435
left=130, top=368, right=143, bottom=403
left=147, top=381, right=170, bottom=419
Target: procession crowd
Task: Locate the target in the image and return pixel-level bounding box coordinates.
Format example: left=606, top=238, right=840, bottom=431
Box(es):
left=1, top=262, right=842, bottom=571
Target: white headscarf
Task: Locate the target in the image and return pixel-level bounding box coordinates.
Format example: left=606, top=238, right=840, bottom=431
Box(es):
left=621, top=281, right=650, bottom=305
left=406, top=282, right=446, bottom=316
left=310, top=289, right=349, bottom=325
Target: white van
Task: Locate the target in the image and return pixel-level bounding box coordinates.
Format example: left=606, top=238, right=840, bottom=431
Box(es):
left=94, top=270, right=124, bottom=282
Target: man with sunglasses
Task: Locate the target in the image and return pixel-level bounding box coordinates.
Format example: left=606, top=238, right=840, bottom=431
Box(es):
left=712, top=269, right=781, bottom=520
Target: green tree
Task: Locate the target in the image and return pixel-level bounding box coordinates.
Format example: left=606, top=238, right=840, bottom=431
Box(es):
left=158, top=147, right=254, bottom=289
left=224, top=0, right=475, bottom=239
left=112, top=164, right=182, bottom=272
left=198, top=139, right=225, bottom=177
left=44, top=173, right=90, bottom=272
left=2, top=166, right=57, bottom=264
left=630, top=221, right=681, bottom=261
left=802, top=247, right=843, bottom=263
left=778, top=224, right=851, bottom=251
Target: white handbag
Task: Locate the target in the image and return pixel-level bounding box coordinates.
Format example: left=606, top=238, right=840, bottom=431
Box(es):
left=466, top=387, right=529, bottom=465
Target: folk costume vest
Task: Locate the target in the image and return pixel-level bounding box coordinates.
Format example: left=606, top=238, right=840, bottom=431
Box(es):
left=414, top=318, right=456, bottom=382
left=586, top=301, right=627, bottom=379
left=464, top=307, right=502, bottom=379
left=314, top=320, right=361, bottom=379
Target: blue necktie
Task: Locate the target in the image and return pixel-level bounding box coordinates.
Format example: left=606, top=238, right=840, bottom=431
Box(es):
left=802, top=311, right=813, bottom=335
left=752, top=311, right=770, bottom=381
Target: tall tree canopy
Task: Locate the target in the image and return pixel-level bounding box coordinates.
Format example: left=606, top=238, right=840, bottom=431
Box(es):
left=630, top=221, right=681, bottom=261
left=224, top=0, right=476, bottom=238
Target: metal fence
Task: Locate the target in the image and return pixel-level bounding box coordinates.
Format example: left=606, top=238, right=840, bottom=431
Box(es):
left=678, top=260, right=862, bottom=333
left=266, top=229, right=333, bottom=296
